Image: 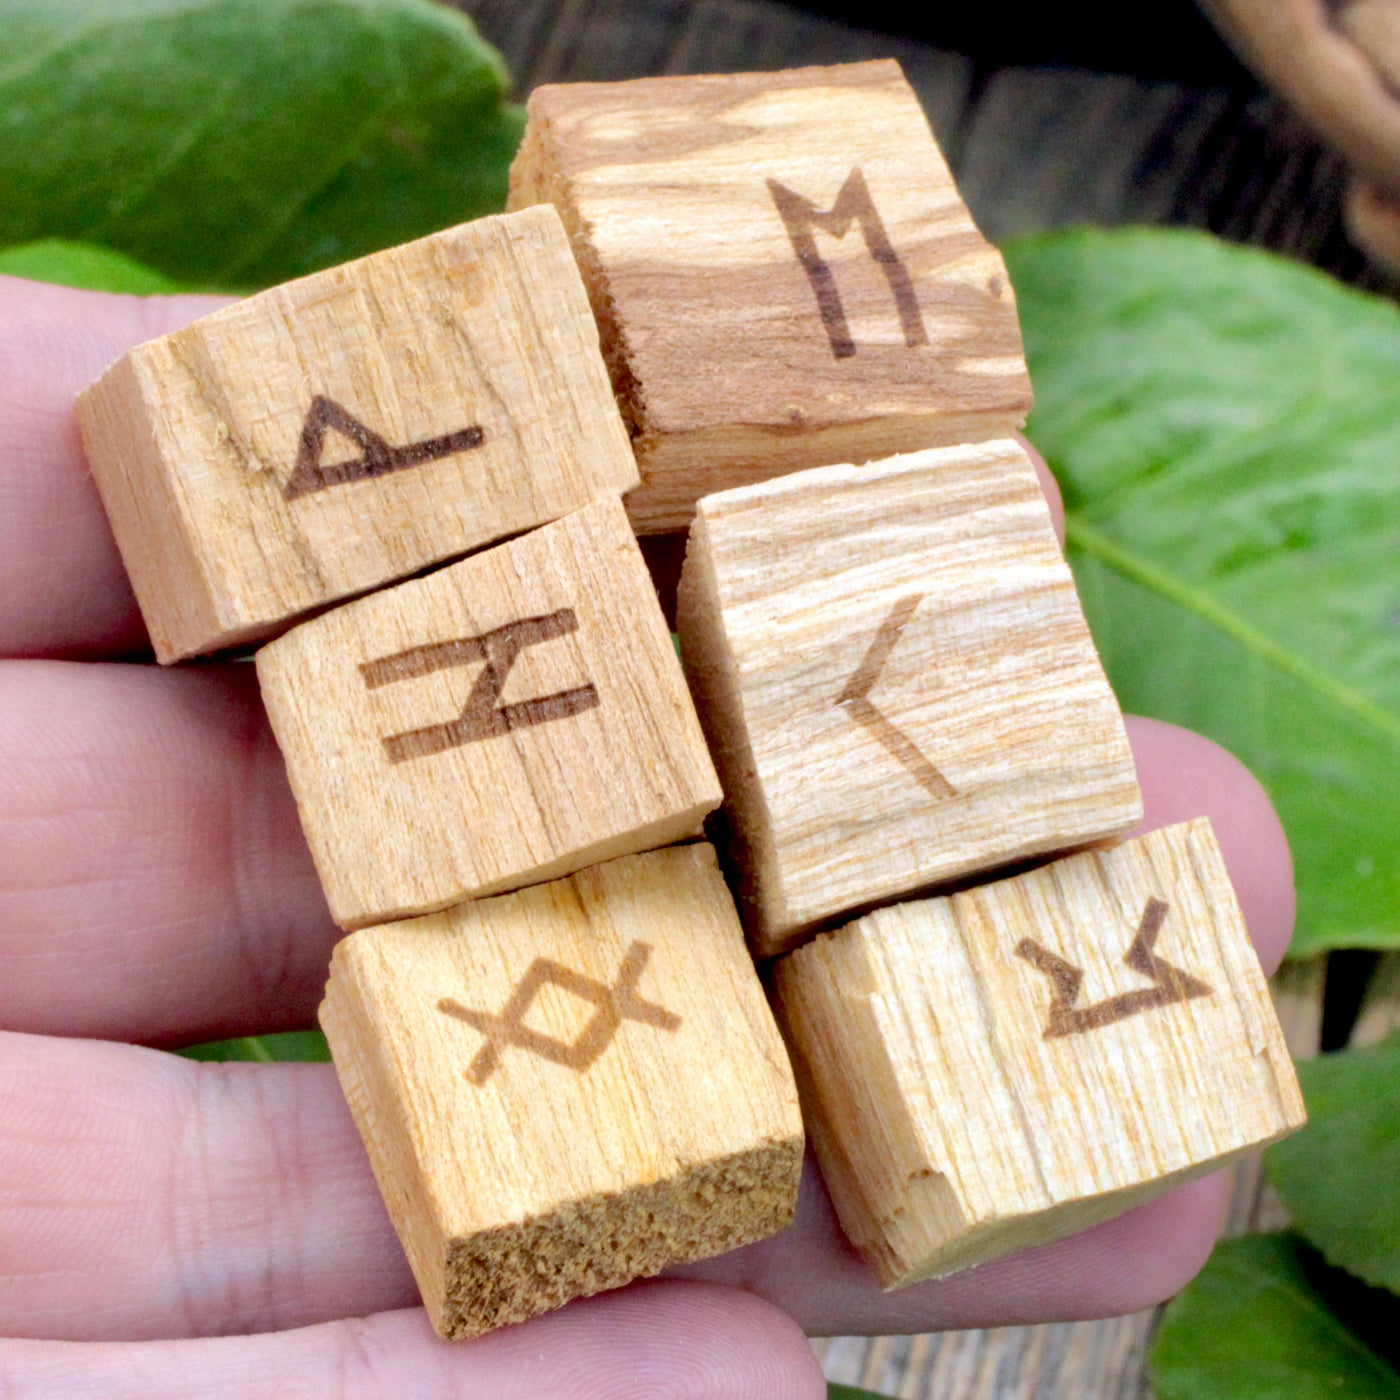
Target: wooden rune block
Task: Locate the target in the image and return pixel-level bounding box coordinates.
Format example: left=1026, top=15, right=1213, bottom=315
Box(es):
left=676, top=439, right=1142, bottom=956
left=76, top=205, right=637, bottom=662
left=256, top=496, right=720, bottom=929
left=771, top=818, right=1307, bottom=1288
left=508, top=59, right=1032, bottom=533
left=320, top=843, right=804, bottom=1339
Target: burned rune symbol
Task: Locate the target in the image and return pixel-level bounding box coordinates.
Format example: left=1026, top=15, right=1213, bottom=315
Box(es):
left=837, top=594, right=955, bottom=800
left=1015, top=898, right=1214, bottom=1039
left=282, top=395, right=484, bottom=500
left=360, top=608, right=599, bottom=764
left=437, top=941, right=682, bottom=1085
left=767, top=166, right=928, bottom=360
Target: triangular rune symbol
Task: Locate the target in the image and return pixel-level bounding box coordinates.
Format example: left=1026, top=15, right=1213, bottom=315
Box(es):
left=282, top=395, right=484, bottom=500
left=1015, top=898, right=1213, bottom=1038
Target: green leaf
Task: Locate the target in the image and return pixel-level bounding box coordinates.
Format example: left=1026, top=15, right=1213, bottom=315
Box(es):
left=0, top=0, right=523, bottom=291
left=1007, top=228, right=1400, bottom=956
left=1266, top=1033, right=1400, bottom=1292
left=0, top=237, right=180, bottom=292
left=1150, top=1235, right=1400, bottom=1400
left=827, top=1387, right=897, bottom=1399
left=180, top=1030, right=331, bottom=1062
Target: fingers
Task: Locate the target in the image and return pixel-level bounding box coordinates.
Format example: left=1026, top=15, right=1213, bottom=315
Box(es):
left=0, top=277, right=231, bottom=658
left=0, top=646, right=1296, bottom=1045
left=0, top=703, right=1292, bottom=1345
left=0, top=265, right=1062, bottom=660
left=1126, top=714, right=1295, bottom=974
left=0, top=1032, right=1219, bottom=1344
left=0, top=660, right=339, bottom=1044
left=1017, top=431, right=1066, bottom=542
left=0, top=1038, right=401, bottom=1340
left=0, top=1288, right=824, bottom=1400
left=678, top=1157, right=1226, bottom=1335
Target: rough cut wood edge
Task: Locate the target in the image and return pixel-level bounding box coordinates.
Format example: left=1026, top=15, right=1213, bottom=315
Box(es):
left=677, top=442, right=1142, bottom=956
left=257, top=495, right=721, bottom=929
left=509, top=60, right=1031, bottom=533
left=773, top=818, right=1306, bottom=1288
left=320, top=843, right=804, bottom=1339
left=78, top=205, right=638, bottom=662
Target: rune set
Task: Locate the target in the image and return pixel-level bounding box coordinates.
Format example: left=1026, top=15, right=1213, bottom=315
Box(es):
left=75, top=61, right=1306, bottom=1340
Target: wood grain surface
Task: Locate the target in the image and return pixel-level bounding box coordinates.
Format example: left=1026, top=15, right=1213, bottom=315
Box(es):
left=677, top=441, right=1139, bottom=955
left=509, top=61, right=1029, bottom=530
left=446, top=3, right=1359, bottom=1391
left=257, top=496, right=719, bottom=929
left=321, top=842, right=803, bottom=1339
left=774, top=819, right=1305, bottom=1286
left=78, top=206, right=635, bottom=661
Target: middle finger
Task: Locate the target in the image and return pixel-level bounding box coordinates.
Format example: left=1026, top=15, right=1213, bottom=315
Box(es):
left=0, top=1029, right=1229, bottom=1342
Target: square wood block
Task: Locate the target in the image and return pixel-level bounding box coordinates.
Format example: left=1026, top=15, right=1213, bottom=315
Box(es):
left=509, top=59, right=1031, bottom=532
left=320, top=842, right=804, bottom=1339
left=772, top=819, right=1306, bottom=1288
left=77, top=205, right=637, bottom=662
left=676, top=439, right=1142, bottom=956
left=257, top=496, right=720, bottom=929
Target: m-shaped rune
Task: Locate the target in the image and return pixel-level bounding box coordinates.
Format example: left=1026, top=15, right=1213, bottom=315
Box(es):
left=1015, top=898, right=1214, bottom=1038
left=437, top=941, right=681, bottom=1085
left=837, top=593, right=955, bottom=800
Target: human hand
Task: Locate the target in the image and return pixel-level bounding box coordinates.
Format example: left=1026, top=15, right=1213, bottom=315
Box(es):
left=0, top=277, right=1295, bottom=1396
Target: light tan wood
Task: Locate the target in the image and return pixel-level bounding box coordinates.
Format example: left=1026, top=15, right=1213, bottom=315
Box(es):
left=1223, top=955, right=1326, bottom=1236
left=509, top=59, right=1031, bottom=532
left=320, top=842, right=804, bottom=1340
left=773, top=819, right=1306, bottom=1289
left=257, top=496, right=720, bottom=930
left=76, top=206, right=638, bottom=662
left=676, top=439, right=1142, bottom=956
left=1350, top=951, right=1400, bottom=1048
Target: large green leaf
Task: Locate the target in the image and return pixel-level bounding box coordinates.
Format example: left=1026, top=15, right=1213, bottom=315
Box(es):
left=0, top=237, right=179, bottom=291
left=0, top=0, right=523, bottom=290
left=1150, top=1235, right=1400, bottom=1400
left=1007, top=228, right=1400, bottom=956
left=1266, top=1033, right=1400, bottom=1292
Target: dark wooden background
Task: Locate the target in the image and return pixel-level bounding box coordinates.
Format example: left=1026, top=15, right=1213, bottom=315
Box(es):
left=458, top=0, right=1394, bottom=294
left=447, top=3, right=1387, bottom=1393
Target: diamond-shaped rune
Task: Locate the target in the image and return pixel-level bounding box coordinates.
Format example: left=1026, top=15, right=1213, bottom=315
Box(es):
left=437, top=941, right=681, bottom=1085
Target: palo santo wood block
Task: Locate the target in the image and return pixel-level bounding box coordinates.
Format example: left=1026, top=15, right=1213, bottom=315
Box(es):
left=257, top=496, right=720, bottom=929
left=320, top=843, right=804, bottom=1339
left=676, top=439, right=1142, bottom=956
left=77, top=205, right=637, bottom=662
left=772, top=818, right=1306, bottom=1288
left=508, top=59, right=1032, bottom=532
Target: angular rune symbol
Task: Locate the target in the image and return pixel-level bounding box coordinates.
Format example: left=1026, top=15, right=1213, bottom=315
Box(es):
left=437, top=941, right=682, bottom=1085
left=282, top=395, right=484, bottom=500
left=767, top=165, right=928, bottom=360
left=836, top=593, right=955, bottom=800
left=360, top=608, right=600, bottom=764
left=1015, top=898, right=1214, bottom=1038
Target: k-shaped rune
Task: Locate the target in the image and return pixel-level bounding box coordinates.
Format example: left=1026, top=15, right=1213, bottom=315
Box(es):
left=438, top=941, right=682, bottom=1085
left=837, top=593, right=955, bottom=800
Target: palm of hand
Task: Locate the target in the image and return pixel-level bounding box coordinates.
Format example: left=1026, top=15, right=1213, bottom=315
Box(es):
left=0, top=276, right=1296, bottom=1398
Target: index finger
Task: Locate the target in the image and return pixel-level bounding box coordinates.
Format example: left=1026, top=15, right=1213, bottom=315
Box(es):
left=1, top=274, right=1065, bottom=657
left=0, top=276, right=230, bottom=659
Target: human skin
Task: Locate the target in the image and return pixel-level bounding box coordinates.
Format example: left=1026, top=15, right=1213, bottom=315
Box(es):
left=0, top=276, right=1295, bottom=1398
